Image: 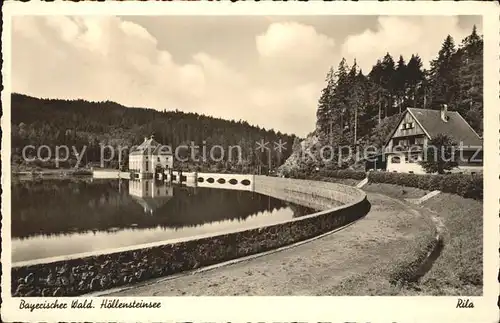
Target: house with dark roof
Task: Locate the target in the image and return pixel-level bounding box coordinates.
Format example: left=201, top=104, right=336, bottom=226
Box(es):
left=381, top=104, right=483, bottom=174
left=129, top=136, right=173, bottom=179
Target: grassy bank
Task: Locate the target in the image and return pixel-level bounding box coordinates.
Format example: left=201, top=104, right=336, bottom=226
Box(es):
left=362, top=182, right=429, bottom=199
left=355, top=182, right=482, bottom=295
left=417, top=193, right=482, bottom=295
left=312, top=176, right=361, bottom=187
left=330, top=199, right=438, bottom=296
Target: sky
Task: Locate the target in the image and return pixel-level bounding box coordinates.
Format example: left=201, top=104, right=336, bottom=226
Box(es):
left=12, top=15, right=481, bottom=137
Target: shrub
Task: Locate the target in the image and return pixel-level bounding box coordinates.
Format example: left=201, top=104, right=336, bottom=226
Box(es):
left=368, top=172, right=483, bottom=200
left=284, top=169, right=308, bottom=180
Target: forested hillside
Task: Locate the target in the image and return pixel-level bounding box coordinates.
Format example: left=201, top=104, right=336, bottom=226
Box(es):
left=281, top=26, right=483, bottom=175
left=11, top=93, right=297, bottom=173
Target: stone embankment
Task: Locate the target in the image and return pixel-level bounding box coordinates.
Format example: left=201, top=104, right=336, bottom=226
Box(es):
left=11, top=176, right=369, bottom=297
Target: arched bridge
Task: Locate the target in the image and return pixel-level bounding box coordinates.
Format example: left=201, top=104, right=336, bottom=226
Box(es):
left=165, top=171, right=255, bottom=191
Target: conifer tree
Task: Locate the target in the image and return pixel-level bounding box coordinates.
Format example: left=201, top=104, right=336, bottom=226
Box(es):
left=394, top=55, right=407, bottom=113
left=406, top=54, right=425, bottom=108
left=429, top=35, right=458, bottom=106
left=316, top=67, right=336, bottom=139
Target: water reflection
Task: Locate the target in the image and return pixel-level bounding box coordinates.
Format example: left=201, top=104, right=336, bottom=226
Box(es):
left=12, top=178, right=316, bottom=262
left=128, top=179, right=174, bottom=215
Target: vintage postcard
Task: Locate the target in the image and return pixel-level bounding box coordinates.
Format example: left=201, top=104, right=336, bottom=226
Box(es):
left=1, top=1, right=499, bottom=322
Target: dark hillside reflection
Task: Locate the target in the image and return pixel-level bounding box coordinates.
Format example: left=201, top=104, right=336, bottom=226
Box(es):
left=12, top=178, right=316, bottom=262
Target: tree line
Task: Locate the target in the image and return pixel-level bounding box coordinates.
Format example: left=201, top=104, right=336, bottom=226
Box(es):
left=11, top=93, right=297, bottom=173
left=315, top=25, right=483, bottom=151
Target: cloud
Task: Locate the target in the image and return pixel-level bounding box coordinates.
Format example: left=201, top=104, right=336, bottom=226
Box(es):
left=340, top=16, right=479, bottom=71
left=256, top=22, right=335, bottom=62
left=12, top=16, right=327, bottom=137
left=256, top=22, right=336, bottom=83
left=13, top=16, right=203, bottom=109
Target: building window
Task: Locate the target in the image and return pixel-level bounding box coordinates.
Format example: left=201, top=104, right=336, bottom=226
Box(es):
left=391, top=156, right=401, bottom=164
left=401, top=122, right=414, bottom=130
left=145, top=162, right=149, bottom=172
left=157, top=157, right=160, bottom=162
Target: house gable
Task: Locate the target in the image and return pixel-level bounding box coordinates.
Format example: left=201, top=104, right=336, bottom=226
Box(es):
left=130, top=137, right=172, bottom=156
left=383, top=110, right=430, bottom=150
left=391, top=111, right=429, bottom=139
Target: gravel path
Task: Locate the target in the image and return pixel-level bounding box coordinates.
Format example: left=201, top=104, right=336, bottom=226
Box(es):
left=102, top=192, right=433, bottom=296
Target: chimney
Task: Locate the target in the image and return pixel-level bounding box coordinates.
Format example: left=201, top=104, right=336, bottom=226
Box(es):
left=440, top=104, right=449, bottom=122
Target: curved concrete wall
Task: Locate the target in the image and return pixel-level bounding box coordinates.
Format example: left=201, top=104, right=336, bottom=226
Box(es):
left=254, top=176, right=364, bottom=210
left=11, top=177, right=369, bottom=297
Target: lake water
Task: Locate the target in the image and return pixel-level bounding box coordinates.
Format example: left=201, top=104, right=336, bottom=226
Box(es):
left=11, top=178, right=317, bottom=263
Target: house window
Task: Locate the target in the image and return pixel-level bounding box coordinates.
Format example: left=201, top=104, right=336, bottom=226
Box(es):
left=401, top=122, right=414, bottom=130
left=398, top=139, right=408, bottom=147
left=157, top=157, right=160, bottom=162
left=145, top=161, right=149, bottom=172
left=391, top=156, right=401, bottom=164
